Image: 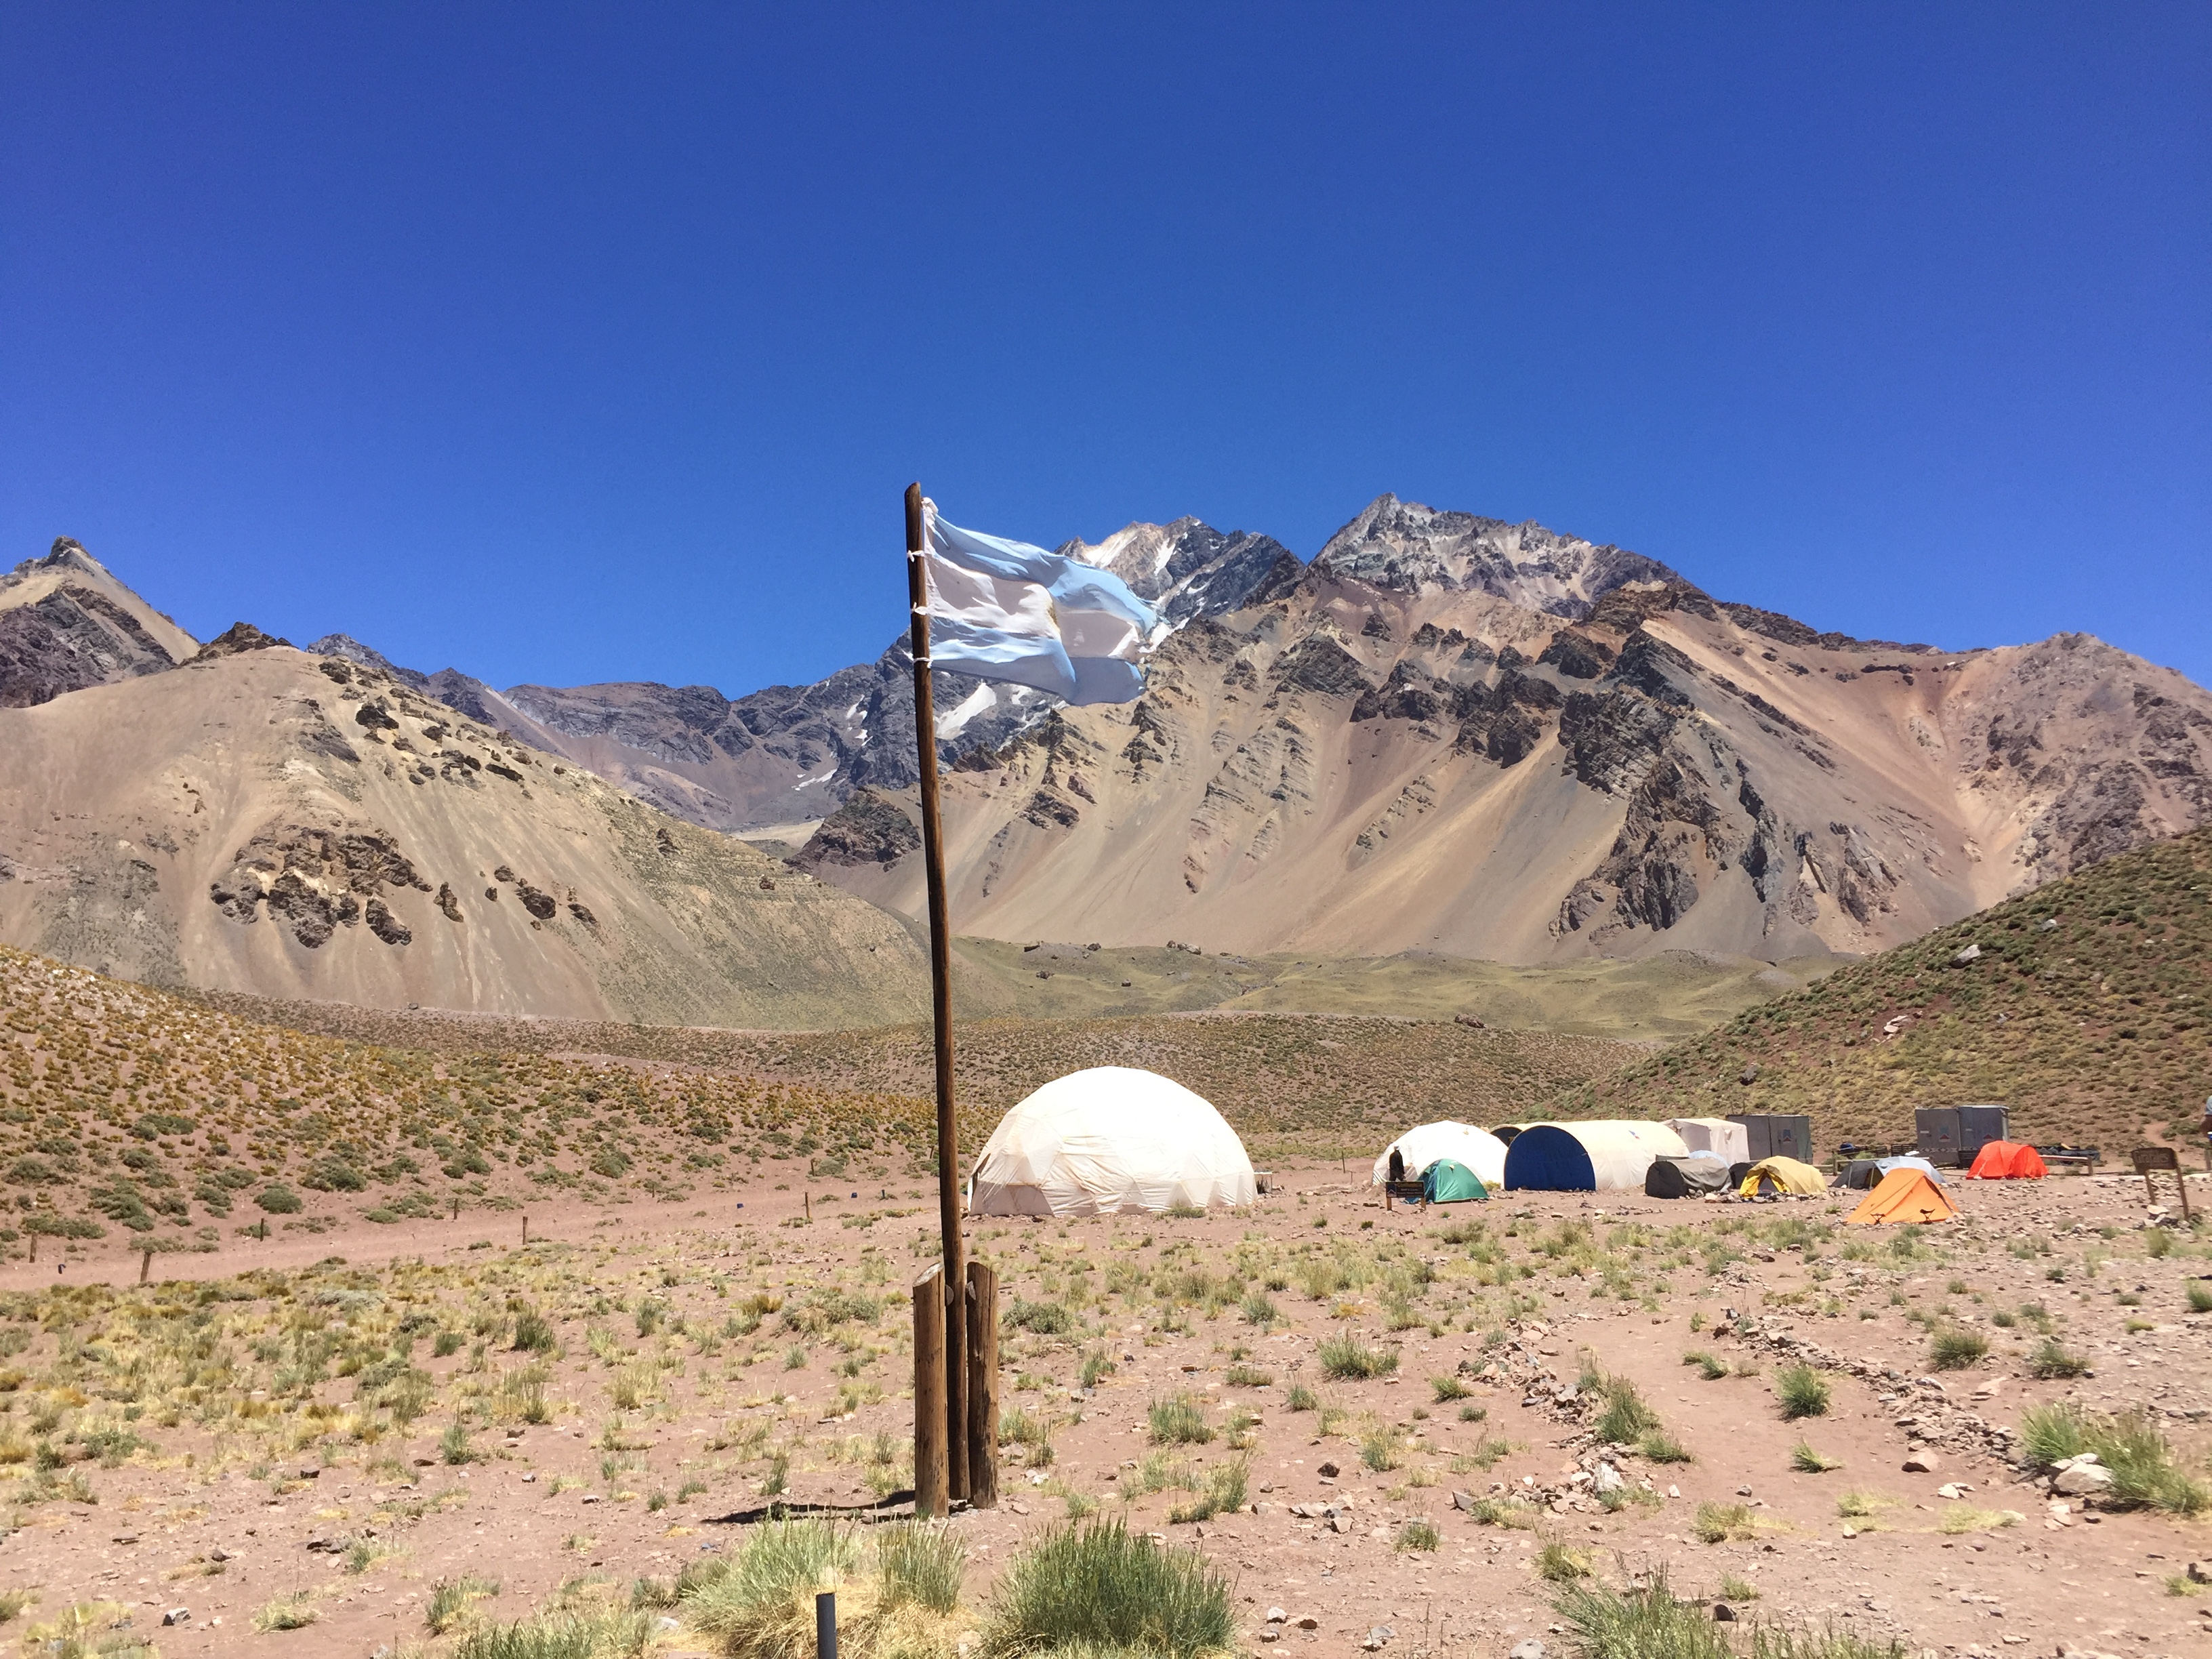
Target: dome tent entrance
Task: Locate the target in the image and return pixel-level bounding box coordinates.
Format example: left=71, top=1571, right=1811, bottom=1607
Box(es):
left=1739, top=1156, right=1826, bottom=1197
left=1845, top=1167, right=1959, bottom=1225
left=1502, top=1121, right=1689, bottom=1192
left=968, top=1067, right=1256, bottom=1217
left=1420, top=1159, right=1488, bottom=1204
left=1374, top=1123, right=1508, bottom=1193
left=1966, top=1141, right=2047, bottom=1179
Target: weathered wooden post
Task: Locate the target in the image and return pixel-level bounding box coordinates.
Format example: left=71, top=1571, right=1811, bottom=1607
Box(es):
left=966, top=1259, right=1000, bottom=1509
left=912, top=1263, right=948, bottom=1517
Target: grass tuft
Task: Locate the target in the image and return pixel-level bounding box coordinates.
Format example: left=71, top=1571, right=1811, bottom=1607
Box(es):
left=1316, top=1334, right=1397, bottom=1380
left=1775, top=1364, right=1832, bottom=1419
left=1927, top=1328, right=1990, bottom=1371
left=979, top=1518, right=1233, bottom=1659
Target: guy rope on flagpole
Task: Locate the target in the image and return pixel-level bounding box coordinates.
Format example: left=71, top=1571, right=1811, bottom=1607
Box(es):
left=906, top=481, right=968, bottom=1515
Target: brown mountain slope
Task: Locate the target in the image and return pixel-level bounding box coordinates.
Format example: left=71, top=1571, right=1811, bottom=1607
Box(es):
left=0, top=641, right=930, bottom=1028
left=0, top=538, right=199, bottom=707
left=1552, top=824, right=2212, bottom=1155
left=800, top=560, right=2212, bottom=963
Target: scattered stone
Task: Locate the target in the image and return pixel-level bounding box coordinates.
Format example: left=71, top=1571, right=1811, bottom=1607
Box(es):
left=161, top=1609, right=190, bottom=1627
left=1265, top=1608, right=1286, bottom=1624
left=2052, top=1463, right=2114, bottom=1496
left=1713, top=1603, right=1738, bottom=1622
left=1902, top=1451, right=1941, bottom=1473
left=1509, top=1641, right=1545, bottom=1659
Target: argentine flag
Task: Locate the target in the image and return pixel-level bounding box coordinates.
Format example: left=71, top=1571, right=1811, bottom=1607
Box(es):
left=921, top=500, right=1159, bottom=705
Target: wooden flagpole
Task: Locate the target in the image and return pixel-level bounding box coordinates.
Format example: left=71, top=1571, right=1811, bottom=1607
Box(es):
left=906, top=482, right=968, bottom=1508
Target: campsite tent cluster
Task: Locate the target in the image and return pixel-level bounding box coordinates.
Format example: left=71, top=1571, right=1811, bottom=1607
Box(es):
left=957, top=1066, right=2036, bottom=1231
left=1369, top=1113, right=2050, bottom=1224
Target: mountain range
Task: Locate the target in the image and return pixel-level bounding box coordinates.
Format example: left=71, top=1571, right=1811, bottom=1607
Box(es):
left=4, top=494, right=2209, bottom=1013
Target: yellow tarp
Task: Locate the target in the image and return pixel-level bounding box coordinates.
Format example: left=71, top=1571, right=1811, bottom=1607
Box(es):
left=1738, top=1155, right=1826, bottom=1197
left=1844, top=1167, right=1959, bottom=1225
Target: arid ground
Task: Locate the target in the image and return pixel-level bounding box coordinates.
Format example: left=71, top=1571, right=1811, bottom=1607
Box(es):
left=0, top=1153, right=2205, bottom=1659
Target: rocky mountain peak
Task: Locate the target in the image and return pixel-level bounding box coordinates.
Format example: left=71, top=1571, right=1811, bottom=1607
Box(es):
left=188, top=621, right=293, bottom=663
left=308, top=633, right=432, bottom=691
left=1313, top=493, right=1678, bottom=617
left=1057, top=518, right=1303, bottom=628
left=12, top=537, right=111, bottom=582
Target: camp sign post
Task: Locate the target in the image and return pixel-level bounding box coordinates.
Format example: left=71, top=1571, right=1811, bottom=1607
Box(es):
left=899, top=482, right=1160, bottom=1516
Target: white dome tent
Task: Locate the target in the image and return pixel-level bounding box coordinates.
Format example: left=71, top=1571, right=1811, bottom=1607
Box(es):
left=1372, top=1122, right=1508, bottom=1193
left=967, top=1067, right=1257, bottom=1217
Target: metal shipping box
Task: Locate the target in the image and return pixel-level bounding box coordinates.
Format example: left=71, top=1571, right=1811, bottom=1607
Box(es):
left=1956, top=1104, right=2011, bottom=1160
left=1916, top=1108, right=1962, bottom=1167
left=1727, top=1113, right=1815, bottom=1166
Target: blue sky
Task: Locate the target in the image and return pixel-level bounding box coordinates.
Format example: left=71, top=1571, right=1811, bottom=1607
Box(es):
left=3, top=3, right=2206, bottom=695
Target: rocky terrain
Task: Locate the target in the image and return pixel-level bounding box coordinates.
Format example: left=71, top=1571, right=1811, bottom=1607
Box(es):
left=0, top=1141, right=2203, bottom=1658
left=0, top=638, right=929, bottom=1027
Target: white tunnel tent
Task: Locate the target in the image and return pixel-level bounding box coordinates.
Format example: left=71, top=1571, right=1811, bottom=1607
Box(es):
left=1663, top=1117, right=1750, bottom=1165
left=1502, top=1120, right=1690, bottom=1192
left=967, top=1066, right=1256, bottom=1217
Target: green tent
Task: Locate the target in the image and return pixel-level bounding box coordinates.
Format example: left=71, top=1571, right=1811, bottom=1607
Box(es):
left=1420, top=1158, right=1488, bottom=1204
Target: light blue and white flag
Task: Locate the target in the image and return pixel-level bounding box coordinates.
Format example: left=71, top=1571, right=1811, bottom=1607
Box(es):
left=920, top=500, right=1158, bottom=705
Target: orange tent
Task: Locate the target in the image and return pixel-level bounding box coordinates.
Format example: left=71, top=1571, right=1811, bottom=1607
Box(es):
left=1965, top=1140, right=2047, bottom=1179
left=1845, top=1167, right=1959, bottom=1225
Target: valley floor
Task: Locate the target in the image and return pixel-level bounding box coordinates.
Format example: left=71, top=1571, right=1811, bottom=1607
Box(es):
left=0, top=1162, right=2207, bottom=1658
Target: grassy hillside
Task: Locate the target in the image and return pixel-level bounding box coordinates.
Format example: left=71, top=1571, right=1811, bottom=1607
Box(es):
left=0, top=944, right=930, bottom=1256
left=194, top=989, right=1647, bottom=1166
left=1557, top=825, right=2212, bottom=1153
left=946, top=937, right=1839, bottom=1037
left=2, top=939, right=1647, bottom=1258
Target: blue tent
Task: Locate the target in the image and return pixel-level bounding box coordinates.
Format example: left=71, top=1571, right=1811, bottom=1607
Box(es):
left=1502, top=1124, right=1599, bottom=1191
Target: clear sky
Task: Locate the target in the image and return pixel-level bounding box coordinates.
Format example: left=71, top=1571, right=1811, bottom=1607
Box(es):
left=3, top=3, right=2206, bottom=696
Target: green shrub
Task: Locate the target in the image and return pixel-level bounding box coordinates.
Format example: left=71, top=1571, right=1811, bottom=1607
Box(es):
left=1008, top=1300, right=1072, bottom=1336
left=1551, top=1570, right=1727, bottom=1659
left=1395, top=1520, right=1439, bottom=1552
left=980, top=1519, right=1232, bottom=1659
left=1776, top=1364, right=1832, bottom=1419
left=1166, top=1458, right=1247, bottom=1524
left=1790, top=1441, right=1842, bottom=1473
left=455, top=1612, right=654, bottom=1659
left=1359, top=1428, right=1402, bottom=1473
left=1317, top=1334, right=1396, bottom=1380
left=1681, top=1350, right=1727, bottom=1380
left=511, top=1309, right=557, bottom=1354
left=1537, top=1541, right=1594, bottom=1582
left=1638, top=1430, right=1693, bottom=1464
left=256, top=1185, right=303, bottom=1215
left=1929, top=1328, right=1990, bottom=1370
left=2026, top=1339, right=2091, bottom=1379
left=1147, top=1395, right=1212, bottom=1446
left=1239, top=1290, right=1278, bottom=1326
left=1692, top=1502, right=1757, bottom=1543
left=876, top=1523, right=966, bottom=1613
left=1593, top=1376, right=1659, bottom=1443
left=1285, top=1383, right=1318, bottom=1412
left=680, top=1519, right=859, bottom=1656
left=1431, top=1374, right=1471, bottom=1403
left=2020, top=1404, right=2090, bottom=1467
left=426, top=1576, right=501, bottom=1634
left=2187, top=1280, right=2212, bottom=1314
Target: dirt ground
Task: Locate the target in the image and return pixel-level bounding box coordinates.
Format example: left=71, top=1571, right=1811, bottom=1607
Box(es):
left=0, top=1163, right=2207, bottom=1658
